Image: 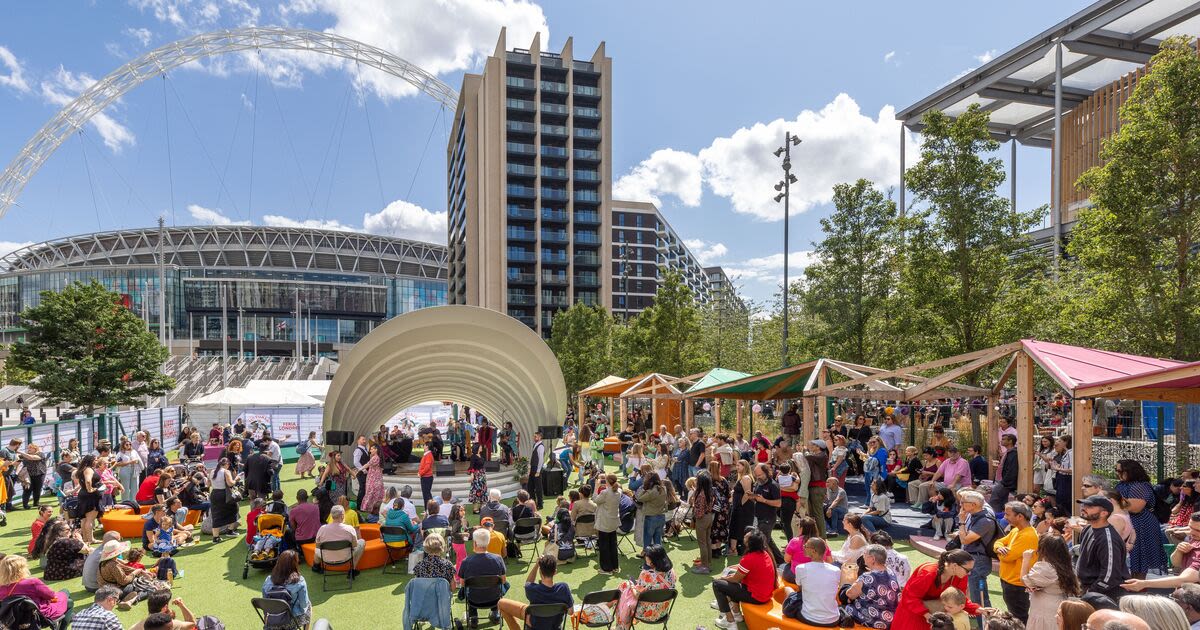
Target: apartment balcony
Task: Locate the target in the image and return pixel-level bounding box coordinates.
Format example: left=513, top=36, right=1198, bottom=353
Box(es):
left=574, top=275, right=600, bottom=288
left=541, top=124, right=568, bottom=137
left=576, top=293, right=600, bottom=306
left=572, top=60, right=595, bottom=72
left=574, top=211, right=601, bottom=225
left=539, top=81, right=568, bottom=94
left=539, top=54, right=563, bottom=69
left=541, top=102, right=568, bottom=116
left=507, top=272, right=536, bottom=285
left=507, top=184, right=537, bottom=198
left=541, top=145, right=568, bottom=160
left=507, top=250, right=536, bottom=263
left=506, top=142, right=536, bottom=156
left=574, top=190, right=600, bottom=203
left=505, top=51, right=533, bottom=64
left=574, top=170, right=600, bottom=182
left=541, top=230, right=569, bottom=244
left=507, top=163, right=537, bottom=177
left=542, top=188, right=569, bottom=201
left=541, top=166, right=568, bottom=180
left=575, top=231, right=601, bottom=245
left=574, top=127, right=602, bottom=140
left=574, top=148, right=601, bottom=161
left=505, top=98, right=535, bottom=111
left=507, top=205, right=536, bottom=221
left=542, top=295, right=570, bottom=307
left=507, top=294, right=536, bottom=306
left=574, top=252, right=601, bottom=266
left=574, top=85, right=601, bottom=97
left=542, top=251, right=570, bottom=265
left=510, top=314, right=536, bottom=327
left=573, top=106, right=600, bottom=119
left=507, top=228, right=536, bottom=242
left=541, top=315, right=555, bottom=329
left=541, top=272, right=568, bottom=286
left=505, top=76, right=535, bottom=90
left=541, top=209, right=569, bottom=223
left=506, top=120, right=536, bottom=134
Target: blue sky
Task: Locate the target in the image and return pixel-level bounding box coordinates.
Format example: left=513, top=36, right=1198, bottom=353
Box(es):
left=0, top=0, right=1073, bottom=303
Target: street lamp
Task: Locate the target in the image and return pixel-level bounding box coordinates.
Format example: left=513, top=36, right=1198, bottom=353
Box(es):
left=774, top=132, right=800, bottom=369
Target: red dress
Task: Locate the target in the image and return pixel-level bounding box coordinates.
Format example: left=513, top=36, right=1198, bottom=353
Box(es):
left=892, top=563, right=980, bottom=630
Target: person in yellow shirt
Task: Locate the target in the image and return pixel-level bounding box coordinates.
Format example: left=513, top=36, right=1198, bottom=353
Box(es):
left=481, top=517, right=507, bottom=557
left=994, top=501, right=1039, bottom=625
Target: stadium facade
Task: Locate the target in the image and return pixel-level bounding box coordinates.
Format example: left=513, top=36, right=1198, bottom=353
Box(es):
left=0, top=226, right=447, bottom=359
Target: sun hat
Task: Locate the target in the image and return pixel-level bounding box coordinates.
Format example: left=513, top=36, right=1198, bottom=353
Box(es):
left=100, top=540, right=130, bottom=562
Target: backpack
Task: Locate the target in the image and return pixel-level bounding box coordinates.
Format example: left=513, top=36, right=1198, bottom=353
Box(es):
left=781, top=590, right=804, bottom=620
left=263, top=582, right=295, bottom=626
left=0, top=595, right=54, bottom=629
left=295, top=440, right=310, bottom=455
left=974, top=512, right=1001, bottom=560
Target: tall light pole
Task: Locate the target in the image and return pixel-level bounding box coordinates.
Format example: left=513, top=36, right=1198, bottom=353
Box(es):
left=773, top=132, right=800, bottom=369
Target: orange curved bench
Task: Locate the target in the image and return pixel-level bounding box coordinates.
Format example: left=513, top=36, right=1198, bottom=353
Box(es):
left=359, top=523, right=380, bottom=541
left=300, top=538, right=389, bottom=571
left=741, top=587, right=872, bottom=630
left=101, top=508, right=203, bottom=539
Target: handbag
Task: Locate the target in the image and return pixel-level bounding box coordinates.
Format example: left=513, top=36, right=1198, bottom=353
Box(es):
left=227, top=489, right=242, bottom=503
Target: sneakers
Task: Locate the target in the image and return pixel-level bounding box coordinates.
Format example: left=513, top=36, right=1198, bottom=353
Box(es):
left=311, top=564, right=324, bottom=574
left=713, top=617, right=737, bottom=630
left=710, top=601, right=720, bottom=611
left=691, top=566, right=711, bottom=574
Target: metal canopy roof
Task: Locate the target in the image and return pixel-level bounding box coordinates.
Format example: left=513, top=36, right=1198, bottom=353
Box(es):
left=897, top=0, right=1200, bottom=147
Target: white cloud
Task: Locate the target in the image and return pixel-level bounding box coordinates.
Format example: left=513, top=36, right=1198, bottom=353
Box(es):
left=616, top=94, right=918, bottom=221
left=683, top=238, right=728, bottom=266
left=124, top=27, right=154, bottom=46
left=240, top=92, right=254, bottom=110
left=613, top=149, right=703, bottom=207
left=362, top=200, right=447, bottom=244
left=721, top=250, right=817, bottom=285
left=883, top=50, right=896, bottom=64
left=188, top=204, right=250, bottom=225
left=261, top=215, right=356, bottom=231
left=129, top=0, right=259, bottom=30
left=975, top=49, right=998, bottom=64
left=0, top=45, right=30, bottom=94
left=0, top=241, right=33, bottom=257
left=40, top=66, right=136, bottom=153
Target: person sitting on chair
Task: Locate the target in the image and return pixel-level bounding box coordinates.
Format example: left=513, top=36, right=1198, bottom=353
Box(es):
left=457, top=528, right=508, bottom=624
left=498, top=553, right=573, bottom=630
left=313, top=505, right=364, bottom=577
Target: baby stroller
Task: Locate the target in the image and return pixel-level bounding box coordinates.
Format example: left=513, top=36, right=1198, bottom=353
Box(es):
left=242, top=512, right=288, bottom=579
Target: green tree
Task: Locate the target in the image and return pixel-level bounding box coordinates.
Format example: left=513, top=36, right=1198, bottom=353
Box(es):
left=1070, top=36, right=1200, bottom=361
left=625, top=270, right=708, bottom=376
left=548, top=303, right=618, bottom=397
left=8, top=281, right=174, bottom=412
left=803, top=179, right=897, bottom=365
left=700, top=289, right=752, bottom=373
left=901, top=105, right=1047, bottom=361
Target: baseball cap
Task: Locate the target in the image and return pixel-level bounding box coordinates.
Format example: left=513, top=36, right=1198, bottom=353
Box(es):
left=480, top=517, right=494, bottom=527
left=1078, top=495, right=1114, bottom=512
left=809, top=439, right=828, bottom=451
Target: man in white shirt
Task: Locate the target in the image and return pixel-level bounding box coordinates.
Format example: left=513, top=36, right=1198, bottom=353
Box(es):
left=352, top=436, right=369, bottom=509
left=527, top=431, right=545, bottom=509
left=400, top=486, right=419, bottom=521
left=263, top=432, right=285, bottom=493
left=791, top=537, right=841, bottom=626
left=314, top=505, right=365, bottom=576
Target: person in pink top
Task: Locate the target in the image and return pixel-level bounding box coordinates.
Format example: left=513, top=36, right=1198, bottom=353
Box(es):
left=931, top=446, right=972, bottom=492
left=0, top=554, right=69, bottom=621
left=781, top=515, right=832, bottom=584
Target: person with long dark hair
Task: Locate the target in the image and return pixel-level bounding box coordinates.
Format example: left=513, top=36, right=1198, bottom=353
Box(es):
left=690, top=471, right=716, bottom=574
left=712, top=527, right=776, bottom=630
left=1019, top=533, right=1079, bottom=630
left=613, top=544, right=675, bottom=630
left=1045, top=436, right=1072, bottom=510
left=209, top=457, right=239, bottom=543
left=729, top=460, right=755, bottom=554
left=1116, top=459, right=1168, bottom=577
left=594, top=474, right=622, bottom=575
left=74, top=454, right=101, bottom=545
left=635, top=472, right=668, bottom=548
left=893, top=549, right=992, bottom=630
left=262, top=550, right=311, bottom=630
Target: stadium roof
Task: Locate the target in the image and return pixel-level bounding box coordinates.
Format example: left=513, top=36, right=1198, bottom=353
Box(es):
left=0, top=225, right=448, bottom=278
left=897, top=0, right=1200, bottom=147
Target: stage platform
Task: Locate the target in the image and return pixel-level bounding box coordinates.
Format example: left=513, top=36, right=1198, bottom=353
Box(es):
left=378, top=461, right=525, bottom=499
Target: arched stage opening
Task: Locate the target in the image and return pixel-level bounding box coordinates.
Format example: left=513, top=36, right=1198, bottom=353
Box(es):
left=322, top=305, right=567, bottom=445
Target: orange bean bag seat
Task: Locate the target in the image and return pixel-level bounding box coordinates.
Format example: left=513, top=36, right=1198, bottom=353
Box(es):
left=359, top=523, right=381, bottom=541
left=741, top=587, right=873, bottom=630
left=101, top=507, right=203, bottom=539
left=300, top=538, right=390, bottom=571
left=603, top=437, right=621, bottom=454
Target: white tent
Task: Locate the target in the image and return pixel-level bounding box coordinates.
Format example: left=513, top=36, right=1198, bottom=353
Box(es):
left=246, top=379, right=331, bottom=401
left=189, top=387, right=322, bottom=407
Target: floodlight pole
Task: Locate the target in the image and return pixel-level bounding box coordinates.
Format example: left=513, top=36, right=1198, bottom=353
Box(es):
left=157, top=216, right=166, bottom=349
left=774, top=132, right=800, bottom=369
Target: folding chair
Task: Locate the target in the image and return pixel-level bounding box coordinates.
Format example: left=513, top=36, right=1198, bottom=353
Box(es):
left=513, top=516, right=542, bottom=560
left=379, top=526, right=413, bottom=575
left=616, top=524, right=638, bottom=555
left=573, top=514, right=597, bottom=555
left=461, top=575, right=504, bottom=629
left=575, top=589, right=620, bottom=630
left=676, top=505, right=695, bottom=541
left=251, top=597, right=303, bottom=630
left=632, top=589, right=677, bottom=630
left=314, top=539, right=355, bottom=591
left=523, top=603, right=570, bottom=630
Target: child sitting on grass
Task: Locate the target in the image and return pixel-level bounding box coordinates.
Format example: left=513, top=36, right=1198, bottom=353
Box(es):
left=125, top=548, right=146, bottom=570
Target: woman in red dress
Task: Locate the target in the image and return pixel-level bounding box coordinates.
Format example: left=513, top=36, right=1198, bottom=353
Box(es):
left=893, top=549, right=994, bottom=630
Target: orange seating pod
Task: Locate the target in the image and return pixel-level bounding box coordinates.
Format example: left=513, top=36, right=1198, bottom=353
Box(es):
left=300, top=539, right=389, bottom=572
left=101, top=508, right=204, bottom=539
left=359, top=523, right=381, bottom=541
left=603, top=437, right=621, bottom=454
left=740, top=587, right=873, bottom=630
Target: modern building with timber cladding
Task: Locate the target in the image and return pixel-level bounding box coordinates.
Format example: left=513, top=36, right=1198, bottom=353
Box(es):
left=446, top=28, right=613, bottom=337
left=896, top=0, right=1200, bottom=262
left=0, top=226, right=447, bottom=358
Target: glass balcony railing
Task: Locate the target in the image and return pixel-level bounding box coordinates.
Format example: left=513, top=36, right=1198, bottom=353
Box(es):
left=541, top=166, right=568, bottom=179
left=574, top=106, right=600, bottom=118
left=541, top=209, right=569, bottom=223
left=541, top=124, right=568, bottom=136
left=507, top=228, right=536, bottom=241
left=507, top=250, right=536, bottom=262
left=575, top=275, right=600, bottom=288
left=574, top=190, right=600, bottom=202
left=507, top=205, right=535, bottom=220
left=507, top=184, right=536, bottom=197
left=506, top=142, right=535, bottom=155
left=574, top=211, right=601, bottom=225
left=541, top=188, right=569, bottom=201
left=574, top=253, right=600, bottom=266
left=507, top=272, right=536, bottom=284
left=572, top=60, right=595, bottom=72
left=541, top=103, right=568, bottom=116
left=541, top=230, right=569, bottom=243
left=505, top=98, right=534, bottom=111
left=574, top=148, right=600, bottom=160
left=542, top=251, right=569, bottom=264
left=541, top=145, right=568, bottom=158
left=541, top=273, right=568, bottom=285
left=507, top=294, right=536, bottom=306
left=574, top=232, right=600, bottom=244
left=575, top=127, right=601, bottom=139
left=507, top=163, right=536, bottom=176
left=574, top=85, right=601, bottom=97
left=542, top=295, right=570, bottom=307
left=577, top=293, right=600, bottom=306
left=573, top=170, right=599, bottom=182
left=539, top=81, right=568, bottom=93
left=506, top=76, right=535, bottom=89
left=506, top=120, right=536, bottom=134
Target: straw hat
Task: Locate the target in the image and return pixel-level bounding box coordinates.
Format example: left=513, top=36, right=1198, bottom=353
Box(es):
left=100, top=540, right=130, bottom=562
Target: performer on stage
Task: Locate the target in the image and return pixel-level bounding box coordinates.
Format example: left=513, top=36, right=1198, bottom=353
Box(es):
left=527, top=430, right=545, bottom=509
left=419, top=435, right=436, bottom=505
left=351, top=436, right=370, bottom=509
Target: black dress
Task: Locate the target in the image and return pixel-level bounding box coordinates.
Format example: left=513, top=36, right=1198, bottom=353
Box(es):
left=729, top=478, right=754, bottom=553
left=75, top=468, right=102, bottom=515
left=209, top=469, right=240, bottom=530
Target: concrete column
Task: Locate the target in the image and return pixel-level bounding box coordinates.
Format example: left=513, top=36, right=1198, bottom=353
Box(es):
left=1016, top=352, right=1035, bottom=493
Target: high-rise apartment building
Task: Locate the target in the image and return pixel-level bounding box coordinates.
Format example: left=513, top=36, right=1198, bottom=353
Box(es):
left=611, top=200, right=744, bottom=318
left=447, top=29, right=612, bottom=337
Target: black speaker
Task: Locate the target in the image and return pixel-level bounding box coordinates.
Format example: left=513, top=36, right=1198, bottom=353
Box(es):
left=325, top=430, right=355, bottom=446
left=436, top=461, right=457, bottom=477
left=484, top=460, right=501, bottom=472
left=538, top=425, right=562, bottom=440
left=541, top=468, right=565, bottom=496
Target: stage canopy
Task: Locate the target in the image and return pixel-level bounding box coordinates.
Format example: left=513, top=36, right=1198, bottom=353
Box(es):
left=322, top=305, right=567, bottom=442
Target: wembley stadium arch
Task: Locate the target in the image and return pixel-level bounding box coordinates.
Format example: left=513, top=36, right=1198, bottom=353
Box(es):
left=0, top=26, right=459, bottom=219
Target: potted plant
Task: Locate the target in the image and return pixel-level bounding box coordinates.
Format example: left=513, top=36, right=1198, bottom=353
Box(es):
left=514, top=456, right=529, bottom=482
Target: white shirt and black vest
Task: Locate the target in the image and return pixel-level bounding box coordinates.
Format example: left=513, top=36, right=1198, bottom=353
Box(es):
left=530, top=441, right=545, bottom=475
left=353, top=444, right=369, bottom=471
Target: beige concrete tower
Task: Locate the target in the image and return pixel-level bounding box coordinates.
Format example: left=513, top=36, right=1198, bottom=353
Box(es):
left=447, top=29, right=613, bottom=339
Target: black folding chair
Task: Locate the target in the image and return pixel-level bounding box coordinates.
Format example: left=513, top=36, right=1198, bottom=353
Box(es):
left=577, top=589, right=620, bottom=630
left=573, top=514, right=597, bottom=555
left=632, top=588, right=677, bottom=630
left=513, top=516, right=542, bottom=560
left=461, top=574, right=504, bottom=629
left=523, top=603, right=570, bottom=630
left=251, top=597, right=303, bottom=630
left=616, top=525, right=638, bottom=555
left=314, top=539, right=355, bottom=591
left=379, top=526, right=412, bottom=574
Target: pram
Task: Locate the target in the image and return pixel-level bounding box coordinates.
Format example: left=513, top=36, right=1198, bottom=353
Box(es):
left=242, top=512, right=288, bottom=579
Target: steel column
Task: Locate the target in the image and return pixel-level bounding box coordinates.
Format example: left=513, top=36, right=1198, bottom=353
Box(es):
left=1052, top=41, right=1063, bottom=276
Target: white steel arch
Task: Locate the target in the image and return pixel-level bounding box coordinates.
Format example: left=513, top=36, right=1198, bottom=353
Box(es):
left=0, top=26, right=459, bottom=220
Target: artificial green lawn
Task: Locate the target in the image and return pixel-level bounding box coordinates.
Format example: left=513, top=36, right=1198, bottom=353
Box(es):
left=7, top=457, right=1007, bottom=628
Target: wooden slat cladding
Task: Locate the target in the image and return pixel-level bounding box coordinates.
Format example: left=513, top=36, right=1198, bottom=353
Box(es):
left=1057, top=40, right=1199, bottom=222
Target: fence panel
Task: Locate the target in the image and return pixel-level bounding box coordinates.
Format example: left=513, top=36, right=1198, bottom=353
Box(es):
left=161, top=407, right=181, bottom=451
left=28, top=424, right=54, bottom=455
